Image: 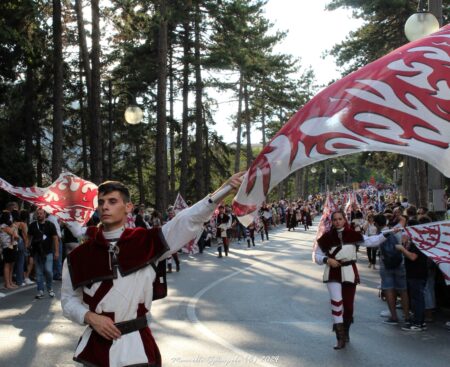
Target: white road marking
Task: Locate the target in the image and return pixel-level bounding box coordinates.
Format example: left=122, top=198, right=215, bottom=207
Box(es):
left=187, top=264, right=278, bottom=367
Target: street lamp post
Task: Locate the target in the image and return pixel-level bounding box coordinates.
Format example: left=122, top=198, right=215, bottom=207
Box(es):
left=404, top=0, right=444, bottom=208
left=331, top=167, right=338, bottom=192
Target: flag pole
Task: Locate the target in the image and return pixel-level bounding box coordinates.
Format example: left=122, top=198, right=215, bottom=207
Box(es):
left=209, top=185, right=232, bottom=204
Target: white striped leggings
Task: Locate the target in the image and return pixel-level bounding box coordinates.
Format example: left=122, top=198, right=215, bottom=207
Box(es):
left=327, top=282, right=357, bottom=324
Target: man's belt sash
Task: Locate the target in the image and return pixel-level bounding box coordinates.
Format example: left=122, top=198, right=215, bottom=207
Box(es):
left=114, top=316, right=148, bottom=335
left=339, top=260, right=356, bottom=267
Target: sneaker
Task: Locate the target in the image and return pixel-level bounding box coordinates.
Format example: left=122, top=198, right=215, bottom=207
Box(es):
left=445, top=321, right=450, bottom=330
left=35, top=291, right=44, bottom=299
left=383, top=318, right=399, bottom=325
left=380, top=310, right=391, bottom=318
left=24, top=278, right=35, bottom=285
left=421, top=323, right=428, bottom=330
left=19, top=282, right=26, bottom=287
left=48, top=290, right=55, bottom=298
left=401, top=323, right=423, bottom=331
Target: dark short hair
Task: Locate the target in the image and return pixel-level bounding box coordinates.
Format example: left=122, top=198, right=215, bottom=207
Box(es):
left=373, top=214, right=387, bottom=227
left=406, top=205, right=417, bottom=217
left=418, top=215, right=432, bottom=224
left=0, top=210, right=11, bottom=225
left=98, top=181, right=131, bottom=203
left=6, top=202, right=18, bottom=211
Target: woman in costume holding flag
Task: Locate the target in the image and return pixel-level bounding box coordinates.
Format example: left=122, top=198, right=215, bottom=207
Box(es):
left=314, top=210, right=391, bottom=350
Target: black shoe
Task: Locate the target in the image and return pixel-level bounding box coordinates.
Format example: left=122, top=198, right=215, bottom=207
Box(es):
left=383, top=318, right=399, bottom=325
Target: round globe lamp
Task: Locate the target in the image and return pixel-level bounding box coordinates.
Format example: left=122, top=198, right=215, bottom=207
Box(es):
left=404, top=11, right=440, bottom=42
left=124, top=105, right=144, bottom=125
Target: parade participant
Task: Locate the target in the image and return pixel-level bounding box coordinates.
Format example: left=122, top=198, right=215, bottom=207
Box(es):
left=61, top=173, right=243, bottom=367
left=301, top=204, right=312, bottom=231
left=165, top=207, right=180, bottom=273
left=216, top=204, right=230, bottom=257
left=314, top=210, right=391, bottom=350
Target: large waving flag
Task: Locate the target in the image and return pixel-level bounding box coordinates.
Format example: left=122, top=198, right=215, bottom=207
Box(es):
left=233, top=25, right=450, bottom=226
left=404, top=221, right=450, bottom=285
left=0, top=172, right=97, bottom=225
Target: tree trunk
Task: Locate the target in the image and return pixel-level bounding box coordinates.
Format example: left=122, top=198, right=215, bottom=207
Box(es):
left=403, top=157, right=418, bottom=206
left=36, top=128, right=43, bottom=187
left=75, top=0, right=92, bottom=91
left=24, top=64, right=35, bottom=184
left=168, top=43, right=176, bottom=204
left=261, top=100, right=267, bottom=147
left=74, top=0, right=91, bottom=91
left=417, top=160, right=428, bottom=208
left=203, top=122, right=210, bottom=193
left=107, top=79, right=113, bottom=179
left=244, top=82, right=252, bottom=169
left=89, top=0, right=103, bottom=184
left=179, top=11, right=190, bottom=197
left=155, top=0, right=169, bottom=212
left=79, top=57, right=88, bottom=178
left=295, top=170, right=303, bottom=199
left=136, top=133, right=145, bottom=205
left=234, top=73, right=243, bottom=173
left=51, top=0, right=63, bottom=181
left=193, top=0, right=204, bottom=201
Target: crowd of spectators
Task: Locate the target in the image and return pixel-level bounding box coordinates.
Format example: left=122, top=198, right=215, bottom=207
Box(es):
left=1, top=189, right=449, bottom=334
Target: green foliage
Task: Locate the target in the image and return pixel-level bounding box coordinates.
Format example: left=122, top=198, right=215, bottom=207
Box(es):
left=3, top=0, right=408, bottom=204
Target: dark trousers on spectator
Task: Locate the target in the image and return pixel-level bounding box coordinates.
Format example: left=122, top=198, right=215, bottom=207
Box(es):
left=367, top=247, right=377, bottom=265
left=408, top=278, right=426, bottom=325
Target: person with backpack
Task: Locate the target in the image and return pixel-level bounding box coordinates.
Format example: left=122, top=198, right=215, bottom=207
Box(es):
left=396, top=218, right=429, bottom=331
left=28, top=208, right=59, bottom=298
left=314, top=210, right=392, bottom=350
left=374, top=214, right=410, bottom=326
left=61, top=173, right=243, bottom=367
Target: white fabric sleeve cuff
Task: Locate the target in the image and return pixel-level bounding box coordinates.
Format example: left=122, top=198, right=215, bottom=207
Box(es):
left=313, top=243, right=327, bottom=265
left=61, top=260, right=89, bottom=325
left=362, top=233, right=386, bottom=248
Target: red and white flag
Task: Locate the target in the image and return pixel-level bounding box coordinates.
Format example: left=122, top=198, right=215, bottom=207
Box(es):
left=404, top=221, right=450, bottom=285
left=344, top=191, right=360, bottom=218
left=233, top=25, right=450, bottom=226
left=173, top=193, right=188, bottom=214
left=172, top=193, right=202, bottom=254
left=0, top=172, right=97, bottom=225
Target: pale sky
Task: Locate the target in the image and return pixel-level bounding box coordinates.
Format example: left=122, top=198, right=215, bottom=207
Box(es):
left=212, top=0, right=364, bottom=143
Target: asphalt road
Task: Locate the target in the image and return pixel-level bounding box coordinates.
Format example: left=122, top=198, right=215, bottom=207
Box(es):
left=1, top=223, right=449, bottom=367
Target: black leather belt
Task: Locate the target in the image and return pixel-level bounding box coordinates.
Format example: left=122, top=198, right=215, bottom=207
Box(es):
left=114, top=316, right=148, bottom=335
left=340, top=260, right=356, bottom=267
